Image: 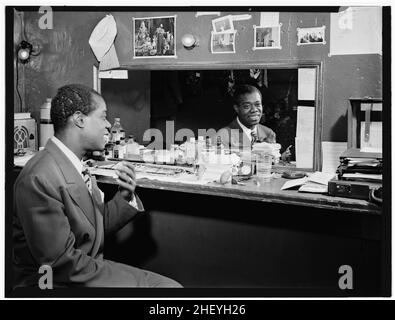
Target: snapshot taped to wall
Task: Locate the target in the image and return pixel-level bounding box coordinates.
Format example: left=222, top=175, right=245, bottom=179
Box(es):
left=211, top=31, right=237, bottom=54
left=211, top=15, right=234, bottom=33
left=253, top=24, right=282, bottom=50
left=297, top=26, right=326, bottom=46
left=133, top=15, right=177, bottom=58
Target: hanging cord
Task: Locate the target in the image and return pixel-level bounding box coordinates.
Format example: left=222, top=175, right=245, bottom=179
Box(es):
left=15, top=11, right=25, bottom=112
left=15, top=58, right=23, bottom=112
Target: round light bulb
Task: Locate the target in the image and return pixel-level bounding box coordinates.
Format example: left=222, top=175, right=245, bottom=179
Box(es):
left=18, top=48, right=30, bottom=61
left=181, top=34, right=196, bottom=48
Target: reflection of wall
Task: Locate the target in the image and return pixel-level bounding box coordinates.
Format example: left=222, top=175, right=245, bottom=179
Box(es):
left=16, top=10, right=382, bottom=142
left=101, top=71, right=150, bottom=144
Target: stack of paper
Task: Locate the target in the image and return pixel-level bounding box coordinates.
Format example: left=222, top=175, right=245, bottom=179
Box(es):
left=295, top=106, right=315, bottom=168
left=281, top=171, right=335, bottom=194
left=321, top=141, right=348, bottom=174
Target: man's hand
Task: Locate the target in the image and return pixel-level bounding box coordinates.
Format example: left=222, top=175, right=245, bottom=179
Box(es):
left=114, top=161, right=137, bottom=201
left=281, top=145, right=292, bottom=162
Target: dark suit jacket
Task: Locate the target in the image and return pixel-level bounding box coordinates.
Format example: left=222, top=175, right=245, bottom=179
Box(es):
left=13, top=139, right=145, bottom=287
left=217, top=118, right=276, bottom=149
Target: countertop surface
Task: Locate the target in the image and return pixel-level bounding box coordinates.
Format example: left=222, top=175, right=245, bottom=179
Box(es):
left=96, top=174, right=382, bottom=215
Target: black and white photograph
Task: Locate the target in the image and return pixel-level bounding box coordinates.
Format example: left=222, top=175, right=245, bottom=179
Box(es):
left=211, top=15, right=234, bottom=33
left=211, top=31, right=236, bottom=53
left=133, top=15, right=176, bottom=58
left=253, top=24, right=282, bottom=50
left=297, top=26, right=326, bottom=45
left=3, top=5, right=391, bottom=302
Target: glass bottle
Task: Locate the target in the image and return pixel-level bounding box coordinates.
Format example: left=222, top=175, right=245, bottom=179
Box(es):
left=186, top=137, right=196, bottom=165
left=105, top=142, right=114, bottom=159
left=110, top=118, right=124, bottom=143
left=196, top=136, right=204, bottom=163
left=113, top=141, right=124, bottom=159
left=119, top=136, right=126, bottom=158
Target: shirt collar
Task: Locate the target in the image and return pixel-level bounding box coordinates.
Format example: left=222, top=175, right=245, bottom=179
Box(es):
left=236, top=117, right=257, bottom=141
left=51, top=136, right=84, bottom=177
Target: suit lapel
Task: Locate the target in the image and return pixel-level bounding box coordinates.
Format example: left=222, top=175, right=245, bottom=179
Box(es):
left=256, top=124, right=267, bottom=142
left=90, top=176, right=104, bottom=256
left=65, top=184, right=96, bottom=227
left=45, top=139, right=96, bottom=227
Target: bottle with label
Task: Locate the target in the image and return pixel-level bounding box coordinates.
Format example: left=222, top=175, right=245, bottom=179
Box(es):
left=205, top=137, right=211, bottom=148
left=119, top=136, right=126, bottom=158
left=255, top=146, right=272, bottom=182
left=105, top=142, right=114, bottom=159
left=113, top=141, right=124, bottom=159
left=39, top=98, right=54, bottom=148
left=186, top=137, right=196, bottom=165
left=196, top=136, right=205, bottom=164
left=110, top=118, right=124, bottom=143
left=216, top=136, right=223, bottom=154
left=205, top=137, right=215, bottom=164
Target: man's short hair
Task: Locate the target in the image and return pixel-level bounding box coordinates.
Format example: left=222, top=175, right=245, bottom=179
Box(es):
left=233, top=84, right=262, bottom=105
left=50, top=84, right=101, bottom=132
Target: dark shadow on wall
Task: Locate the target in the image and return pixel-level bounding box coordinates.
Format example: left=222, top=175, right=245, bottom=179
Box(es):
left=329, top=114, right=348, bottom=142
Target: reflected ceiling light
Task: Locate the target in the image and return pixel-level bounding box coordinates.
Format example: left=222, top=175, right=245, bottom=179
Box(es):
left=181, top=34, right=199, bottom=50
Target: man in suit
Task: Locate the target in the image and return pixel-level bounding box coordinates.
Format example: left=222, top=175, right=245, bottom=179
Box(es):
left=217, top=84, right=276, bottom=149
left=13, top=84, right=181, bottom=288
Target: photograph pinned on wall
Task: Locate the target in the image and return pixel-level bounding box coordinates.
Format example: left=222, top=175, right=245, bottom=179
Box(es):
left=133, top=15, right=176, bottom=58
left=297, top=26, right=326, bottom=46
left=212, top=15, right=234, bottom=33
left=253, top=24, right=282, bottom=50
left=211, top=31, right=237, bottom=54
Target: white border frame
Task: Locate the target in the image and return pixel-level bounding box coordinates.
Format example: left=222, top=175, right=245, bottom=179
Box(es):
left=211, top=15, right=234, bottom=33
left=297, top=26, right=326, bottom=46
left=210, top=31, right=237, bottom=54
left=132, top=15, right=177, bottom=59
left=253, top=23, right=282, bottom=50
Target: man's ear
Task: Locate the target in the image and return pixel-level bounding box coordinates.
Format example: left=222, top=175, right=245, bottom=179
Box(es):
left=71, top=111, right=85, bottom=128
left=233, top=104, right=239, bottom=114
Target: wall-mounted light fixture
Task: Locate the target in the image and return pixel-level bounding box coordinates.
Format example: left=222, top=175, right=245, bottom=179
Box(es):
left=17, top=40, right=33, bottom=63
left=181, top=34, right=199, bottom=50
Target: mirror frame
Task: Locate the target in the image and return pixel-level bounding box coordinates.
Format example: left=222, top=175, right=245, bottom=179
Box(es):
left=93, top=60, right=323, bottom=171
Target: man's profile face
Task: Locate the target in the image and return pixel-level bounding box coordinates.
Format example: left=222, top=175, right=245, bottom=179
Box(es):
left=82, top=95, right=111, bottom=151
left=234, top=91, right=263, bottom=128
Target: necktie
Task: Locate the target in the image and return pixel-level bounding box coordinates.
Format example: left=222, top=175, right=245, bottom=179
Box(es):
left=82, top=168, right=92, bottom=194
left=82, top=167, right=104, bottom=212
left=251, top=130, right=258, bottom=145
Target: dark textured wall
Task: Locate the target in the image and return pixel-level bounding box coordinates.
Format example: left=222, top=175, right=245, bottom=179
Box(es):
left=16, top=10, right=382, bottom=142
left=15, top=11, right=102, bottom=121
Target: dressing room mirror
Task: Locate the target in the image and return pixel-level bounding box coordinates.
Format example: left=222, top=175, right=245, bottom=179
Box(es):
left=95, top=62, right=322, bottom=171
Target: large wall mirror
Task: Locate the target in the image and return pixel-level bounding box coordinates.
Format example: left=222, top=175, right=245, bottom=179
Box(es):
left=95, top=62, right=323, bottom=171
